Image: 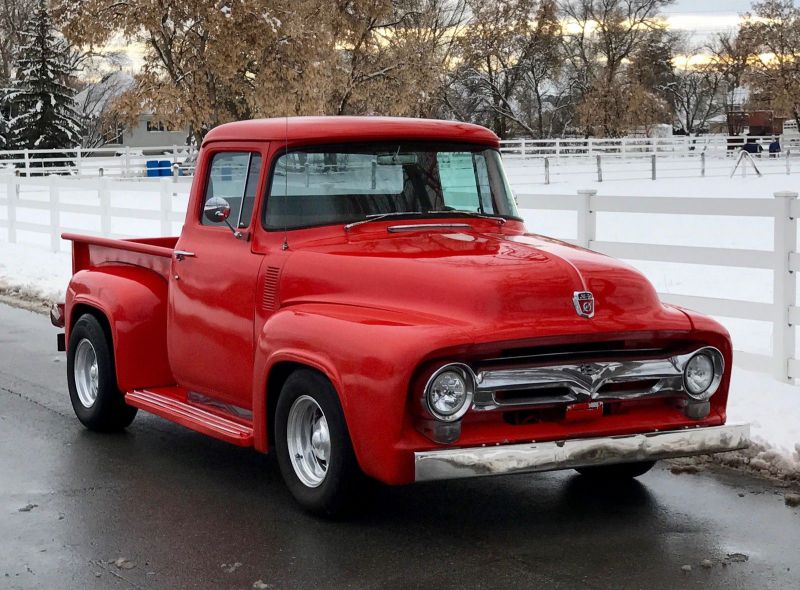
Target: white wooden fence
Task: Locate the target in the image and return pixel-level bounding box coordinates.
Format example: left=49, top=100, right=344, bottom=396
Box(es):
left=499, top=135, right=797, bottom=159
left=516, top=189, right=799, bottom=382
left=0, top=145, right=195, bottom=177
left=0, top=175, right=190, bottom=251
left=0, top=174, right=798, bottom=382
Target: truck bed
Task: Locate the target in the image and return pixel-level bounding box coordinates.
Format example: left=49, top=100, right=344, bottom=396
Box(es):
left=62, top=234, right=178, bottom=279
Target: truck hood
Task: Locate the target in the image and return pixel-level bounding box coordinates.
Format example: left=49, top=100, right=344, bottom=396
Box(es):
left=278, top=228, right=690, bottom=338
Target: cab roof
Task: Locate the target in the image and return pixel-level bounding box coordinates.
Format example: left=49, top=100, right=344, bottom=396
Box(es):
left=203, top=116, right=500, bottom=148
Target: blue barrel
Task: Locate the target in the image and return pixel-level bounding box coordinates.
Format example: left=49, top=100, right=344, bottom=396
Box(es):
left=145, top=160, right=160, bottom=177
left=159, top=160, right=172, bottom=176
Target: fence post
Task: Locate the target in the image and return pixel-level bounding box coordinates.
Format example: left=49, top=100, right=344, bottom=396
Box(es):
left=596, top=154, right=602, bottom=182
left=6, top=174, right=16, bottom=243
left=160, top=178, right=172, bottom=236
left=48, top=175, right=60, bottom=252
left=76, top=147, right=82, bottom=177
left=520, top=138, right=527, bottom=157
left=576, top=189, right=597, bottom=249
left=23, top=149, right=30, bottom=177
left=99, top=176, right=111, bottom=236
left=556, top=138, right=561, bottom=159
left=701, top=152, right=706, bottom=177
left=124, top=146, right=131, bottom=178
left=773, top=191, right=798, bottom=382
left=787, top=149, right=791, bottom=175
left=651, top=154, right=656, bottom=180
left=544, top=157, right=550, bottom=184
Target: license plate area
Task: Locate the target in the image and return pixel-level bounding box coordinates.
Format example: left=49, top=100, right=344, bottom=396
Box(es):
left=565, top=401, right=603, bottom=422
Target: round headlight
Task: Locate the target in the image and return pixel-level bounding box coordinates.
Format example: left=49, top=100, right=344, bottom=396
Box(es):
left=425, top=364, right=474, bottom=422
left=684, top=353, right=715, bottom=398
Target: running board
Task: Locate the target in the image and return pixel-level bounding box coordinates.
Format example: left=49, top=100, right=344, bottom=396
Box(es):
left=125, top=388, right=254, bottom=447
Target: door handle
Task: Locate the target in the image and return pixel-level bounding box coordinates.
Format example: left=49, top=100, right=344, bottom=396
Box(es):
left=174, top=250, right=196, bottom=261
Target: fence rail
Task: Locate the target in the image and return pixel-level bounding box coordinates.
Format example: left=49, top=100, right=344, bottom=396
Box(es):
left=516, top=189, right=799, bottom=382
left=500, top=135, right=797, bottom=159
left=0, top=145, right=195, bottom=178
left=0, top=175, right=190, bottom=252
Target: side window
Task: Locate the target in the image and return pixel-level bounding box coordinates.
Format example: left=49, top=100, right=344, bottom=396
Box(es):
left=202, top=152, right=262, bottom=228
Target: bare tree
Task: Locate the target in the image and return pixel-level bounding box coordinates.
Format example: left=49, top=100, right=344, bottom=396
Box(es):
left=559, top=0, right=674, bottom=136
left=330, top=0, right=467, bottom=118
left=661, top=56, right=724, bottom=134
left=739, top=0, right=800, bottom=129
left=446, top=0, right=561, bottom=138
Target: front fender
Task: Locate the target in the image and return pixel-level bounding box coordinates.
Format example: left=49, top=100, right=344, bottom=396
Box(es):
left=67, top=266, right=173, bottom=392
left=252, top=303, right=472, bottom=481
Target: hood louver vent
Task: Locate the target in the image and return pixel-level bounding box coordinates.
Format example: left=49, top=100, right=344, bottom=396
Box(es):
left=262, top=266, right=280, bottom=311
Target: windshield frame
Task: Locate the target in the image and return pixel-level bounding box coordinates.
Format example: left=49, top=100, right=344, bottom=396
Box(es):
left=261, top=141, right=521, bottom=232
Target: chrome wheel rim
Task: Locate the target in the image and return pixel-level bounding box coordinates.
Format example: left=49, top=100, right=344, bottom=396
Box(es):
left=74, top=339, right=99, bottom=408
left=287, top=395, right=330, bottom=488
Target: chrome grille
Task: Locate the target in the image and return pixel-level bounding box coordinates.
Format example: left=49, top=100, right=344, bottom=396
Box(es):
left=471, top=349, right=714, bottom=411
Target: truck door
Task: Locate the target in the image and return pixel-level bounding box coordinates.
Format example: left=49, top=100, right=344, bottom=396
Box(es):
left=168, top=147, right=266, bottom=407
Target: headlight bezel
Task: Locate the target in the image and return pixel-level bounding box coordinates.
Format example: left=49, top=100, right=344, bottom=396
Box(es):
left=682, top=347, right=724, bottom=401
left=423, top=363, right=476, bottom=422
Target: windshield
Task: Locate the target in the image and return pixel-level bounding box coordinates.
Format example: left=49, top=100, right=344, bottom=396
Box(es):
left=264, top=142, right=520, bottom=230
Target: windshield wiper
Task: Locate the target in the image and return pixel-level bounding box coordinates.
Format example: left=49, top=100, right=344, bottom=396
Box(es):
left=344, top=211, right=423, bottom=231
left=426, top=210, right=506, bottom=225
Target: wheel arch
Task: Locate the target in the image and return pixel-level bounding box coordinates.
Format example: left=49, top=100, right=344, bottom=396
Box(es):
left=254, top=353, right=347, bottom=454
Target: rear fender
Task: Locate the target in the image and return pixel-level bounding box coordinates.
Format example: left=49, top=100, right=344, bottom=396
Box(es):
left=67, top=266, right=173, bottom=392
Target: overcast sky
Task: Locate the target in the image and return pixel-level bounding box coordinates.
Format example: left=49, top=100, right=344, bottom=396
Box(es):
left=665, top=0, right=757, bottom=43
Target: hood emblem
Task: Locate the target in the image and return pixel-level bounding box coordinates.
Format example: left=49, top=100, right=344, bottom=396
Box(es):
left=573, top=291, right=595, bottom=318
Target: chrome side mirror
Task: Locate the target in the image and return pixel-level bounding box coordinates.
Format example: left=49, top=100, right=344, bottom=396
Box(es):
left=204, top=196, right=231, bottom=223
left=204, top=196, right=245, bottom=239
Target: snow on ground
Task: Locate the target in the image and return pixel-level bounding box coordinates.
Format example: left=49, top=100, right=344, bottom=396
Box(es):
left=0, top=240, right=71, bottom=302
left=0, top=156, right=799, bottom=479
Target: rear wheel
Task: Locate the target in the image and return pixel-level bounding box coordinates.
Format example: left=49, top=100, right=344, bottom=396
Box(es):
left=67, top=313, right=137, bottom=432
left=274, top=369, right=364, bottom=516
left=575, top=461, right=656, bottom=480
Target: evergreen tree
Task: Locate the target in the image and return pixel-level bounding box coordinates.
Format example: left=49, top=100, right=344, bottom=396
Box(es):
left=6, top=0, right=82, bottom=150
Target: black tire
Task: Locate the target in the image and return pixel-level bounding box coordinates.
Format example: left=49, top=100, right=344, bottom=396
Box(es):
left=575, top=460, right=656, bottom=480
left=67, top=313, right=137, bottom=432
left=274, top=369, right=364, bottom=516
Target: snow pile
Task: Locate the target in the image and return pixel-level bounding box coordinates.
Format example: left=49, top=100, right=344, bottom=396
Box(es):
left=0, top=241, right=71, bottom=302
left=725, top=369, right=800, bottom=481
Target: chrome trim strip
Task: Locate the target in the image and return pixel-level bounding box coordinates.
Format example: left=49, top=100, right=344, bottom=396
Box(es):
left=387, top=223, right=471, bottom=232
left=472, top=347, right=723, bottom=410
left=414, top=424, right=750, bottom=482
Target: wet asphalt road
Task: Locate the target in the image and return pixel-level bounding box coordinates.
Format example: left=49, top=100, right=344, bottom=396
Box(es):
left=1, top=302, right=799, bottom=590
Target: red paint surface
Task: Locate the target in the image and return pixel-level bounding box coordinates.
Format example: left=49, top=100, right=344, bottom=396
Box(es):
left=61, top=117, right=734, bottom=485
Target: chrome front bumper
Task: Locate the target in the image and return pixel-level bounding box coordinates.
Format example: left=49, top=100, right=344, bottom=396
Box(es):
left=414, top=424, right=750, bottom=482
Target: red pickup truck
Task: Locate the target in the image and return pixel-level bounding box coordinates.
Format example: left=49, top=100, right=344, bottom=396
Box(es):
left=53, top=117, right=749, bottom=515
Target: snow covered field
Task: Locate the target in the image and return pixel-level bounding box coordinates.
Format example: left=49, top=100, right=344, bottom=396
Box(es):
left=0, top=157, right=798, bottom=479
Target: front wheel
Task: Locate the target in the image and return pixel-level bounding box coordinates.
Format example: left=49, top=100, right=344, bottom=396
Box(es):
left=274, top=370, right=364, bottom=516
left=67, top=313, right=137, bottom=432
left=575, top=461, right=656, bottom=480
